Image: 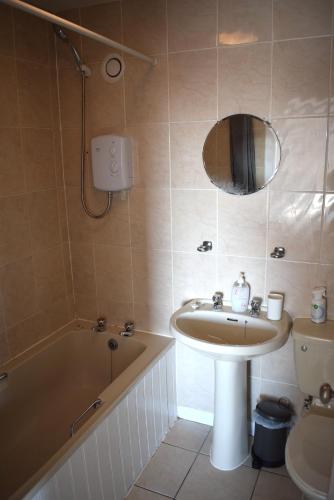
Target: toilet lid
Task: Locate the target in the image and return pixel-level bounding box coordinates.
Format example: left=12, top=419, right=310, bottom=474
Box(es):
left=286, top=413, right=334, bottom=499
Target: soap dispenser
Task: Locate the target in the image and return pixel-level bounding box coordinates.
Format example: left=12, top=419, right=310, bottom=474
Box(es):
left=231, top=272, right=250, bottom=313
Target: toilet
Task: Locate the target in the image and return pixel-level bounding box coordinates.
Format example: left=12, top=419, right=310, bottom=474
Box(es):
left=285, top=318, right=334, bottom=500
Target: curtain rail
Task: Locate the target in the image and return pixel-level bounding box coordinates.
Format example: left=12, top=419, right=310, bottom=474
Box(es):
left=1, top=0, right=157, bottom=65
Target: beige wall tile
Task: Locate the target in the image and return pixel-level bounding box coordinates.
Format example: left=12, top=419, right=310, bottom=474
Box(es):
left=0, top=330, right=10, bottom=365
left=62, top=128, right=81, bottom=187
left=75, top=292, right=97, bottom=321
left=66, top=186, right=92, bottom=243
left=95, top=244, right=132, bottom=303
left=171, top=122, right=216, bottom=189
left=0, top=257, right=38, bottom=328
left=132, top=250, right=172, bottom=306
left=0, top=128, right=24, bottom=196
left=261, top=336, right=297, bottom=385
left=125, top=55, right=168, bottom=125
left=17, top=61, right=53, bottom=128
left=21, top=128, right=56, bottom=191
left=97, top=296, right=133, bottom=325
left=327, top=117, right=334, bottom=191
left=0, top=195, right=32, bottom=267
left=173, top=252, right=216, bottom=307
left=57, top=188, right=69, bottom=242
left=14, top=10, right=49, bottom=65
left=0, top=5, right=14, bottom=57
left=123, top=0, right=167, bottom=55
left=29, top=190, right=61, bottom=253
left=266, top=260, right=317, bottom=317
left=217, top=255, right=266, bottom=302
left=218, top=189, right=267, bottom=257
left=321, top=195, right=334, bottom=265
left=269, top=192, right=323, bottom=263
left=219, top=0, right=272, bottom=45
left=86, top=64, right=124, bottom=129
left=62, top=242, right=73, bottom=297
left=127, top=123, right=170, bottom=188
left=6, top=313, right=44, bottom=358
left=172, top=189, right=217, bottom=252
left=0, top=56, right=18, bottom=127
left=81, top=2, right=122, bottom=64
left=169, top=49, right=217, bottom=122
left=130, top=188, right=171, bottom=250
left=134, top=302, right=171, bottom=335
left=168, top=0, right=217, bottom=52
left=58, top=68, right=82, bottom=128
left=33, top=246, right=67, bottom=310
left=42, top=296, right=72, bottom=334
left=90, top=191, right=130, bottom=246
left=271, top=118, right=326, bottom=191
left=71, top=243, right=96, bottom=296
left=273, top=0, right=332, bottom=40
left=219, top=43, right=271, bottom=119
left=272, top=38, right=330, bottom=117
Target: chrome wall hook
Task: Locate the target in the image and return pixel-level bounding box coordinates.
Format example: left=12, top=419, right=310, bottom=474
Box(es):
left=197, top=241, right=213, bottom=252
left=270, top=246, right=285, bottom=259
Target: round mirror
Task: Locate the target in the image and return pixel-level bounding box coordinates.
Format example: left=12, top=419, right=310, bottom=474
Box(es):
left=202, top=114, right=281, bottom=195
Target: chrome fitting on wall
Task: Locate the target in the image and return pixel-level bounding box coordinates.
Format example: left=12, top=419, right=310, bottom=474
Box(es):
left=270, top=246, right=285, bottom=259
left=197, top=241, right=213, bottom=252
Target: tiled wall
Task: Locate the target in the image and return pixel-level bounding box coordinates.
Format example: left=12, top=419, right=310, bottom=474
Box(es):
left=56, top=0, right=334, bottom=420
left=0, top=5, right=74, bottom=365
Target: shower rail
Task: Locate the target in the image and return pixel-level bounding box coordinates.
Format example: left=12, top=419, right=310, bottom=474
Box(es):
left=1, top=0, right=157, bottom=66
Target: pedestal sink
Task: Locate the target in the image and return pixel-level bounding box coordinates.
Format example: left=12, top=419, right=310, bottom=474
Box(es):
left=170, top=299, right=292, bottom=471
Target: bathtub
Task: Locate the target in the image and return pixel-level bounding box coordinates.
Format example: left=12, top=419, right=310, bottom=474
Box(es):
left=0, top=320, right=176, bottom=500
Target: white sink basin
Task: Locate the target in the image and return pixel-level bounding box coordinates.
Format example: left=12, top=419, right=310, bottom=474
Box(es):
left=170, top=299, right=292, bottom=472
left=170, top=300, right=291, bottom=361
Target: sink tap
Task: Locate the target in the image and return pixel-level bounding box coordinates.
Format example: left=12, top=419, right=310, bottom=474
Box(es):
left=212, top=291, right=223, bottom=310
left=250, top=297, right=262, bottom=316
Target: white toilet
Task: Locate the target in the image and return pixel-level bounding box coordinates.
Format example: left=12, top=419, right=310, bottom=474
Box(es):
left=285, top=318, right=334, bottom=500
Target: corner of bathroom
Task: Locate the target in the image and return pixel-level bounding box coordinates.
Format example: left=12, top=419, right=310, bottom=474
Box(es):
left=0, top=0, right=333, bottom=499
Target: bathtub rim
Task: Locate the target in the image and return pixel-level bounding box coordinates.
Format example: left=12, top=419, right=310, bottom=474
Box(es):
left=4, top=319, right=174, bottom=500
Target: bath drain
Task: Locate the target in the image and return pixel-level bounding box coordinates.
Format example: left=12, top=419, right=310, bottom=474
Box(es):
left=108, top=338, right=118, bottom=351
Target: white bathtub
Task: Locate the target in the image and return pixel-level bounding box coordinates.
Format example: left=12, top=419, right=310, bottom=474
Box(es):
left=0, top=320, right=176, bottom=500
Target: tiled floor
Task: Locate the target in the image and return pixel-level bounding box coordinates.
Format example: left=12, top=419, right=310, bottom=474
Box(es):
left=126, top=419, right=302, bottom=500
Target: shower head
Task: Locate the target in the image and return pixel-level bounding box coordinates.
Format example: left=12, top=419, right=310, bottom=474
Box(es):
left=53, top=24, right=91, bottom=76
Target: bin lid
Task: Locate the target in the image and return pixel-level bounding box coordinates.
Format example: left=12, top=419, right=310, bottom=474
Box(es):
left=256, top=399, right=293, bottom=423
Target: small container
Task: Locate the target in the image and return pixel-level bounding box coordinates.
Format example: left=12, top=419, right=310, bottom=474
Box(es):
left=311, top=286, right=326, bottom=324
left=231, top=272, right=250, bottom=313
left=267, top=293, right=284, bottom=321
left=252, top=398, right=293, bottom=469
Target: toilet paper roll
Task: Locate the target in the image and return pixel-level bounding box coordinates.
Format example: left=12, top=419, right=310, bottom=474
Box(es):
left=267, top=293, right=284, bottom=321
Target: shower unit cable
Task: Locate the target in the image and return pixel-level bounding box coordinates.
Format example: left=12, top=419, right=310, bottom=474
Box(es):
left=54, top=25, right=111, bottom=219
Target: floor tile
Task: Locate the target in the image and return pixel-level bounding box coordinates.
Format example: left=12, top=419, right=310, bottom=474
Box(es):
left=176, top=454, right=258, bottom=500
left=127, top=486, right=172, bottom=499
left=136, top=443, right=196, bottom=498
left=199, top=429, right=211, bottom=455
left=164, top=419, right=211, bottom=452
left=252, top=471, right=302, bottom=500
left=262, top=464, right=289, bottom=477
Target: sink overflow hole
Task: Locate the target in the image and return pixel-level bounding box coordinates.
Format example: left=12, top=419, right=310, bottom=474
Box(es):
left=227, top=317, right=239, bottom=322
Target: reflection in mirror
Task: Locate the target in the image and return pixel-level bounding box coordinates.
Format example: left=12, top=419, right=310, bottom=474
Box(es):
left=203, top=114, right=280, bottom=195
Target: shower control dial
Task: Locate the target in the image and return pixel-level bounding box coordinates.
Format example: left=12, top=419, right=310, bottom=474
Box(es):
left=109, top=161, right=119, bottom=175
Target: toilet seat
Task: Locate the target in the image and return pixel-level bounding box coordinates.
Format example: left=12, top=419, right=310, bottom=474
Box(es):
left=285, top=410, right=334, bottom=500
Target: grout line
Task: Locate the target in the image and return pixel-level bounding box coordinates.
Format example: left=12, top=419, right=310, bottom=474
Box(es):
left=173, top=452, right=198, bottom=499
left=132, top=485, right=174, bottom=499
left=249, top=469, right=261, bottom=500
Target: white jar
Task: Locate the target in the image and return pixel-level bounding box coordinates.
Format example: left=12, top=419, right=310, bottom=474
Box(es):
left=311, top=286, right=326, bottom=324
left=231, top=272, right=250, bottom=313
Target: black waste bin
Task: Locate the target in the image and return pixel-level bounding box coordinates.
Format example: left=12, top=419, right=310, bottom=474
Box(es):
left=252, top=398, right=293, bottom=469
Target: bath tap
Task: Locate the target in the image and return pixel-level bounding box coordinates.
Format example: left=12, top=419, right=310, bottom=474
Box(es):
left=92, top=317, right=107, bottom=333
left=119, top=321, right=135, bottom=336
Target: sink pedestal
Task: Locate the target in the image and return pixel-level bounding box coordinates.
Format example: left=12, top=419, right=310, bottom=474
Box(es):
left=211, top=360, right=248, bottom=470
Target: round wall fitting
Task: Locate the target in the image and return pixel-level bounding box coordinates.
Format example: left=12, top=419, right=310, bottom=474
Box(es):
left=101, top=53, right=125, bottom=83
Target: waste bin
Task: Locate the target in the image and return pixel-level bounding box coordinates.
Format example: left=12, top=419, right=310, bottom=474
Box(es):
left=252, top=398, right=293, bottom=469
